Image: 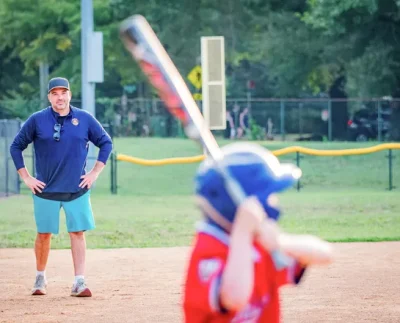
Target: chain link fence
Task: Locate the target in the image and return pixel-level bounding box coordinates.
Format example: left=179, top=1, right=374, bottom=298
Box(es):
left=3, top=97, right=398, bottom=142
left=94, top=97, right=399, bottom=142
left=1, top=98, right=398, bottom=196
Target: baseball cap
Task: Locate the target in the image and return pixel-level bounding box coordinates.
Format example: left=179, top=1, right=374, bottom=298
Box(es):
left=48, top=77, right=70, bottom=93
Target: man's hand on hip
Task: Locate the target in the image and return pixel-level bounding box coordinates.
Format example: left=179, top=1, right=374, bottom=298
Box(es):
left=79, top=161, right=105, bottom=189
left=18, top=168, right=46, bottom=194
left=23, top=176, right=46, bottom=194
left=79, top=171, right=99, bottom=189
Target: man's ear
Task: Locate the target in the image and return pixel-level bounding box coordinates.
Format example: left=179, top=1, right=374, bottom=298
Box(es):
left=68, top=90, right=72, bottom=98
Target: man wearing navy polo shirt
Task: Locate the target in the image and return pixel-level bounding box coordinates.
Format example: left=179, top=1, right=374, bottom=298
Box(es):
left=10, top=77, right=113, bottom=297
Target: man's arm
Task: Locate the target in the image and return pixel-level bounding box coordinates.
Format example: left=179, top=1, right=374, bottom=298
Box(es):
left=79, top=160, right=105, bottom=189
left=91, top=160, right=106, bottom=174
left=87, top=114, right=113, bottom=165
left=9, top=115, right=46, bottom=194
left=17, top=168, right=46, bottom=194
left=80, top=116, right=113, bottom=189
left=10, top=116, right=36, bottom=171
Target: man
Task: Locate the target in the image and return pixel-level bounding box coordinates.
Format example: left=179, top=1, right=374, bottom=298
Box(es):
left=10, top=77, right=113, bottom=297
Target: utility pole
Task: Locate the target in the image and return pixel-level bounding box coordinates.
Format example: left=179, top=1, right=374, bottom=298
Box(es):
left=39, top=61, right=49, bottom=107
left=81, top=0, right=104, bottom=171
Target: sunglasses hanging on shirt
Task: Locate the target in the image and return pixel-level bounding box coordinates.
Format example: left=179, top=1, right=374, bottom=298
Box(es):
left=53, top=116, right=67, bottom=142
left=53, top=123, right=61, bottom=141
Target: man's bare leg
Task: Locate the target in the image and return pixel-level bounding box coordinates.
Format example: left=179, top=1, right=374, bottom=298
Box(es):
left=35, top=233, right=52, bottom=270
left=32, top=233, right=51, bottom=295
left=69, top=231, right=91, bottom=297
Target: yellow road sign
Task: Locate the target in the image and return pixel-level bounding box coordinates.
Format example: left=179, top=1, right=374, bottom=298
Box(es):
left=187, top=65, right=202, bottom=90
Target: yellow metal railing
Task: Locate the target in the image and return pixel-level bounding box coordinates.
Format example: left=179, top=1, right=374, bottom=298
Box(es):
left=110, top=143, right=400, bottom=194
left=117, top=154, right=204, bottom=166
left=273, top=143, right=400, bottom=157
left=116, top=143, right=400, bottom=165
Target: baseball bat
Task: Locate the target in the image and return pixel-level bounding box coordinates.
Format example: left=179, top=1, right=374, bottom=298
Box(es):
left=119, top=14, right=246, bottom=205
left=118, top=15, right=327, bottom=269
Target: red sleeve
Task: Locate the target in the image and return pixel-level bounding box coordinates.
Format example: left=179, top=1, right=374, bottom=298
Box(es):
left=275, top=258, right=307, bottom=287
left=184, top=254, right=225, bottom=317
left=262, top=247, right=307, bottom=287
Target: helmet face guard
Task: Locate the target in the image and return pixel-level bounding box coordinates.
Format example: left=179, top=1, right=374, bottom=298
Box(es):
left=195, top=143, right=301, bottom=231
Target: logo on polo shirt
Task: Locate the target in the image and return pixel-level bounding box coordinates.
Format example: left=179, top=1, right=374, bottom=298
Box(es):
left=71, top=118, right=79, bottom=126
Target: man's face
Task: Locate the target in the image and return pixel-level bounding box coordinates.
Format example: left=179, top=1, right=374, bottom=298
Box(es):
left=48, top=88, right=71, bottom=112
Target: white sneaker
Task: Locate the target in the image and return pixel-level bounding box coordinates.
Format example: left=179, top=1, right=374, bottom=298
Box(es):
left=32, top=275, right=47, bottom=295
left=70, top=278, right=92, bottom=297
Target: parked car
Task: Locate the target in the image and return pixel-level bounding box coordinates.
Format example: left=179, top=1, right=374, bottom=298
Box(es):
left=347, top=108, right=391, bottom=141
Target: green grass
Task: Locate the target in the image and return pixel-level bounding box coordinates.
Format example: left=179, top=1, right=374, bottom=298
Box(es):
left=110, top=138, right=400, bottom=194
left=1, top=137, right=399, bottom=248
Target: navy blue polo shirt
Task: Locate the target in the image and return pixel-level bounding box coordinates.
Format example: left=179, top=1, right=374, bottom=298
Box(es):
left=10, top=106, right=113, bottom=198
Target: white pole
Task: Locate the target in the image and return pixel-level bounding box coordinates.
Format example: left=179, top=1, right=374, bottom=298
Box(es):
left=81, top=0, right=96, bottom=171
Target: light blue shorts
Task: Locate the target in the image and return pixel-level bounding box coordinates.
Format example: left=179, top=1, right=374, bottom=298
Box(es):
left=32, top=191, right=95, bottom=234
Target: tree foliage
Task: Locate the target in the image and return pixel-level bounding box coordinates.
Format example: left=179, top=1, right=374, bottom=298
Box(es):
left=1, top=0, right=400, bottom=128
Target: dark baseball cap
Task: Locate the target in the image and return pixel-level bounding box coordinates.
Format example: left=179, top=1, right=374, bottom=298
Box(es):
left=48, top=77, right=70, bottom=93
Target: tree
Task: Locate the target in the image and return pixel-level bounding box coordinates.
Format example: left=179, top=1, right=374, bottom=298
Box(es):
left=302, top=0, right=400, bottom=139
left=302, top=0, right=400, bottom=98
left=1, top=0, right=400, bottom=136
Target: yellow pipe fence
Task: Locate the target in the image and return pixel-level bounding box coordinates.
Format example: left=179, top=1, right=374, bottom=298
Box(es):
left=116, top=143, right=400, bottom=166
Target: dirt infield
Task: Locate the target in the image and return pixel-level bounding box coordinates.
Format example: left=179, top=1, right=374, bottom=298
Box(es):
left=1, top=242, right=399, bottom=323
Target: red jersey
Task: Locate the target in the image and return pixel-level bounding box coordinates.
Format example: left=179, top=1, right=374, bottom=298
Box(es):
left=183, top=222, right=306, bottom=323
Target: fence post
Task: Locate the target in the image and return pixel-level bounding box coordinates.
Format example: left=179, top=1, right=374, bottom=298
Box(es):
left=111, top=151, right=118, bottom=194
left=388, top=149, right=394, bottom=191
left=113, top=151, right=118, bottom=194
left=16, top=120, right=21, bottom=194
left=110, top=151, right=114, bottom=194
left=5, top=129, right=9, bottom=197
left=280, top=100, right=285, bottom=141
left=377, top=100, right=382, bottom=142
left=296, top=151, right=301, bottom=192
left=298, top=102, right=303, bottom=138
left=328, top=99, right=332, bottom=141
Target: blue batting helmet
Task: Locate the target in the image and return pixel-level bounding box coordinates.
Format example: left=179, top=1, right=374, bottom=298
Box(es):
left=194, top=142, right=301, bottom=231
